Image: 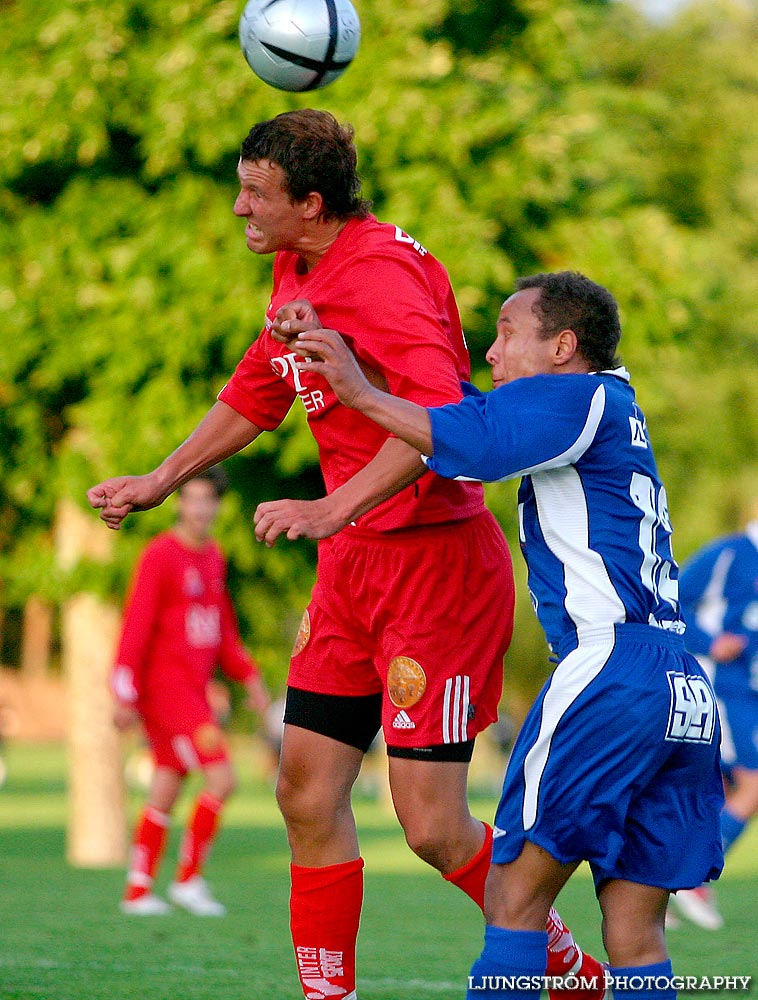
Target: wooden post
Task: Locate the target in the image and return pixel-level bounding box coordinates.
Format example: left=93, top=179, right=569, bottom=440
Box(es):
left=56, top=498, right=127, bottom=867
left=21, top=595, right=53, bottom=678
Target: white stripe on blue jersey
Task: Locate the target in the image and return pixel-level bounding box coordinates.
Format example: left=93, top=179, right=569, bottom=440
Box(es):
left=522, top=626, right=615, bottom=829
left=425, top=368, right=685, bottom=651
left=531, top=465, right=626, bottom=627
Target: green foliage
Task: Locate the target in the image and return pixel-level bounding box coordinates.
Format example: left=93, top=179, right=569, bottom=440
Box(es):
left=1, top=0, right=756, bottom=692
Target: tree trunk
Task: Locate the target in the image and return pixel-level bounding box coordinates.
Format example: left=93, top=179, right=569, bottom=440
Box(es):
left=56, top=499, right=127, bottom=867
left=21, top=595, right=53, bottom=678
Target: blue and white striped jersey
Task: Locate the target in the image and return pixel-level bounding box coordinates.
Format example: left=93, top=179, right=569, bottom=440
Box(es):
left=679, top=524, right=758, bottom=696
left=425, top=368, right=685, bottom=653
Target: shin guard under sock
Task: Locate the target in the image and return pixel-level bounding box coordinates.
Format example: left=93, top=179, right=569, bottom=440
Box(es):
left=290, top=857, right=364, bottom=1000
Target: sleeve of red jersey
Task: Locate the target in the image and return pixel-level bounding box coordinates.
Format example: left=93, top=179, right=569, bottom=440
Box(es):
left=216, top=587, right=260, bottom=683
left=346, top=252, right=469, bottom=408
left=217, top=327, right=297, bottom=431
left=112, top=541, right=165, bottom=706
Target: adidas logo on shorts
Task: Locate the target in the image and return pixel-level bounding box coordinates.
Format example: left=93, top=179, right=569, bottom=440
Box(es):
left=392, top=710, right=415, bottom=730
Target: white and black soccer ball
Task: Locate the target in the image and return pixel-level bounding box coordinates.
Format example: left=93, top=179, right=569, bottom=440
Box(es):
left=239, top=0, right=361, bottom=92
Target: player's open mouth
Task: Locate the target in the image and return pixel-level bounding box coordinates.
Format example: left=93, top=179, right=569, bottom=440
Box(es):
left=246, top=222, right=263, bottom=237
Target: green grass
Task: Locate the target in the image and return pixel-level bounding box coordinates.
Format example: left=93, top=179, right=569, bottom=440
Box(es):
left=0, top=742, right=756, bottom=1000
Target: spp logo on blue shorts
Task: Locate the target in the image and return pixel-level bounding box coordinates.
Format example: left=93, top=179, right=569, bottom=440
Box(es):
left=665, top=672, right=716, bottom=744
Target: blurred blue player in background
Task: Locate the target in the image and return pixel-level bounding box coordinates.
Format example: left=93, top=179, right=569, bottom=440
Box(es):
left=671, top=500, right=758, bottom=930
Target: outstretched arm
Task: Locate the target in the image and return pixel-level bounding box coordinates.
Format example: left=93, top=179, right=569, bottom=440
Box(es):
left=293, top=328, right=434, bottom=453
left=254, top=437, right=425, bottom=545
left=87, top=401, right=264, bottom=529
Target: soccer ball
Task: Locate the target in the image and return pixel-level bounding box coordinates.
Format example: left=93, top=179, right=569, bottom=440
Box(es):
left=239, top=0, right=361, bottom=92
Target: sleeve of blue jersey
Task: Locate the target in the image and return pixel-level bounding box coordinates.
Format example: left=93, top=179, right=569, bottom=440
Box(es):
left=426, top=374, right=600, bottom=483
left=679, top=541, right=735, bottom=656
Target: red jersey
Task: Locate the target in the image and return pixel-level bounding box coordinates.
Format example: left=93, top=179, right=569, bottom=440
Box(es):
left=218, top=215, right=485, bottom=533
left=112, top=531, right=258, bottom=710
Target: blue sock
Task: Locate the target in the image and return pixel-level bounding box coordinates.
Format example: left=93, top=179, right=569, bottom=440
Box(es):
left=721, top=809, right=746, bottom=853
left=467, top=925, right=547, bottom=1000
left=609, top=960, right=676, bottom=1000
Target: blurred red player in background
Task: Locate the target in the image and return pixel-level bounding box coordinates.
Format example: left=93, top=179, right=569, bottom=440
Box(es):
left=112, top=466, right=269, bottom=916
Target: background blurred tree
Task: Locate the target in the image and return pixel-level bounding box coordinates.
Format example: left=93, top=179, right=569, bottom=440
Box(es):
left=0, top=0, right=756, bottom=712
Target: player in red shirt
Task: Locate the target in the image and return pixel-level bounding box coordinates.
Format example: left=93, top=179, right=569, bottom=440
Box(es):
left=113, top=467, right=269, bottom=916
left=89, top=111, right=603, bottom=997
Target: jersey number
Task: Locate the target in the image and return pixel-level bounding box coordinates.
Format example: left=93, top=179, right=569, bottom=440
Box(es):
left=629, top=472, right=678, bottom=611
left=666, top=672, right=716, bottom=744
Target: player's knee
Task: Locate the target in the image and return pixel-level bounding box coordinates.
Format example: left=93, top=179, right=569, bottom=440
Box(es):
left=601, top=917, right=665, bottom=967
left=274, top=768, right=302, bottom=821
left=202, top=760, right=237, bottom=801
left=213, top=770, right=237, bottom=800
left=276, top=768, right=334, bottom=829
left=399, top=814, right=455, bottom=870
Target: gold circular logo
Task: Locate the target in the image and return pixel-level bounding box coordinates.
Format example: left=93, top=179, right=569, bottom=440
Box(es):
left=292, top=609, right=311, bottom=656
left=387, top=656, right=427, bottom=708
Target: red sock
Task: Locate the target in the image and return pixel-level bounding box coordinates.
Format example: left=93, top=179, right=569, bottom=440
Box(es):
left=290, top=858, right=364, bottom=1000
left=546, top=907, right=606, bottom=1000
left=124, top=805, right=170, bottom=901
left=442, top=821, right=493, bottom=912
left=175, top=792, right=224, bottom=883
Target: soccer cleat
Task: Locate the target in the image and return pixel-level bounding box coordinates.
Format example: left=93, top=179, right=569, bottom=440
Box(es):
left=119, top=892, right=171, bottom=915
left=168, top=876, right=227, bottom=916
left=546, top=908, right=608, bottom=1000
left=670, top=886, right=723, bottom=930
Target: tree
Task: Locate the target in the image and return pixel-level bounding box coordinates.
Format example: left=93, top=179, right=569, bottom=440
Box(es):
left=0, top=0, right=755, bottom=721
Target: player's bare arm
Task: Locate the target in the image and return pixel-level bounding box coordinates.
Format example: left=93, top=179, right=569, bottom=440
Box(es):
left=294, top=328, right=434, bottom=454
left=87, top=402, right=263, bottom=530
left=253, top=438, right=425, bottom=546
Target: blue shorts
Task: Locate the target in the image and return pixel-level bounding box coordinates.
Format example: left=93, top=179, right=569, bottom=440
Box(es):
left=492, top=623, right=724, bottom=891
left=717, top=690, right=758, bottom=771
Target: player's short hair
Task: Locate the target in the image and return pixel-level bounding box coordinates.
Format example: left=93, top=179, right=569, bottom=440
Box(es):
left=240, top=109, right=372, bottom=223
left=179, top=465, right=228, bottom=499
left=516, top=271, right=622, bottom=371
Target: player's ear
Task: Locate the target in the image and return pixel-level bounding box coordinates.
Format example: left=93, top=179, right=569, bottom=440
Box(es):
left=554, top=328, right=579, bottom=366
left=302, top=191, right=324, bottom=221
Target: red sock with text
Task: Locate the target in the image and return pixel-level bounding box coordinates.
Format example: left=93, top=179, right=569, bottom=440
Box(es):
left=443, top=821, right=493, bottom=911
left=175, top=792, right=223, bottom=883
left=546, top=906, right=607, bottom=1000
left=290, top=857, right=364, bottom=1000
left=124, top=805, right=170, bottom=901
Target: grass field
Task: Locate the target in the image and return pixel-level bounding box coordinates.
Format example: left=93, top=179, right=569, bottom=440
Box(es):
left=0, top=741, right=755, bottom=1000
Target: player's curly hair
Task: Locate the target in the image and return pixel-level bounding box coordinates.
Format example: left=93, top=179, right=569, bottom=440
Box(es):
left=240, top=109, right=372, bottom=223
left=516, top=271, right=622, bottom=371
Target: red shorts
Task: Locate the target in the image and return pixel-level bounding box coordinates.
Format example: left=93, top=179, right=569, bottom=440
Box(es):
left=288, top=511, right=514, bottom=749
left=141, top=692, right=229, bottom=774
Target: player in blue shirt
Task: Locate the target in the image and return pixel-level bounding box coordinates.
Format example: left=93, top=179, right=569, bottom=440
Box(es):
left=289, top=271, right=724, bottom=1000
left=669, top=511, right=758, bottom=930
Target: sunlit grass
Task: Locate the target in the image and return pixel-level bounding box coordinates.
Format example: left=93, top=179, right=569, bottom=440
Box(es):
left=0, top=740, right=755, bottom=999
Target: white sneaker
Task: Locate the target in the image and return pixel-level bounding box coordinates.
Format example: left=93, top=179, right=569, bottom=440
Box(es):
left=119, top=893, right=171, bottom=915
left=168, top=876, right=227, bottom=916
left=671, top=886, right=723, bottom=930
